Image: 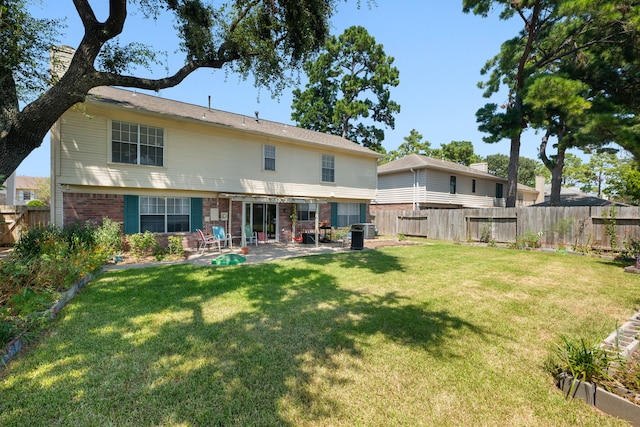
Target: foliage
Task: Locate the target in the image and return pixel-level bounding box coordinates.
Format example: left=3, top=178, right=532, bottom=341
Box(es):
left=1, top=0, right=342, bottom=182
left=465, top=0, right=640, bottom=206
left=486, top=153, right=540, bottom=187
left=509, top=230, right=542, bottom=250
left=94, top=218, right=123, bottom=256
left=602, top=205, right=618, bottom=250
left=479, top=220, right=495, bottom=246
left=291, top=25, right=400, bottom=152
left=547, top=335, right=612, bottom=389
left=25, top=200, right=46, bottom=207
left=0, top=320, right=18, bottom=348
left=382, top=129, right=431, bottom=163
left=604, top=156, right=640, bottom=206
left=432, top=140, right=483, bottom=166
left=125, top=231, right=159, bottom=258
left=621, top=232, right=640, bottom=259
left=33, top=177, right=50, bottom=205
left=5, top=287, right=57, bottom=318
left=167, top=235, right=184, bottom=256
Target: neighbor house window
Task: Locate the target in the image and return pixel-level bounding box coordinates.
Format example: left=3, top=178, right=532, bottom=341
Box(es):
left=18, top=190, right=34, bottom=201
left=496, top=183, right=504, bottom=199
left=140, top=196, right=190, bottom=233
left=321, top=154, right=335, bottom=183
left=296, top=203, right=317, bottom=221
left=472, top=179, right=476, bottom=193
left=450, top=176, right=457, bottom=194
left=337, top=203, right=360, bottom=227
left=264, top=145, right=276, bottom=171
left=112, top=120, right=164, bottom=167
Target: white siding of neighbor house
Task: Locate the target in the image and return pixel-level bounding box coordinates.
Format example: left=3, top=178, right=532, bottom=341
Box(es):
left=376, top=169, right=506, bottom=208
left=53, top=105, right=377, bottom=201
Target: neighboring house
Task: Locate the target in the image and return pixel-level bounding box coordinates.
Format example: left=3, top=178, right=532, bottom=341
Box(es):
left=373, top=154, right=539, bottom=210
left=50, top=86, right=380, bottom=245
left=0, top=173, right=46, bottom=206
left=15, top=176, right=44, bottom=205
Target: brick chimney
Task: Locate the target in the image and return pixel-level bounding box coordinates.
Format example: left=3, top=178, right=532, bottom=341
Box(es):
left=535, top=175, right=546, bottom=204
left=50, top=45, right=75, bottom=83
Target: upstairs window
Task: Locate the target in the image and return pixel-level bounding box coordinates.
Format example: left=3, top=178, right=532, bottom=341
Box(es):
left=264, top=145, right=276, bottom=171
left=450, top=176, right=457, bottom=194
left=496, top=183, right=504, bottom=199
left=322, top=154, right=335, bottom=183
left=112, top=120, right=164, bottom=167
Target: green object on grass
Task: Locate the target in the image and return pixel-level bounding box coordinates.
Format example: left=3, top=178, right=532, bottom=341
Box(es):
left=211, top=253, right=246, bottom=266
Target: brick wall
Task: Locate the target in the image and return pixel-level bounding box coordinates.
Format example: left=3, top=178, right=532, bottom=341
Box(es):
left=63, top=193, right=124, bottom=225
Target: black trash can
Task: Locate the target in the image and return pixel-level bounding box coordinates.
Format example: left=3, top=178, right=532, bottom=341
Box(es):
left=350, top=224, right=364, bottom=250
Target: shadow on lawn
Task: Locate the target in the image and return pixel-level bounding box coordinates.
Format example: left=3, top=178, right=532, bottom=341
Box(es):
left=1, top=252, right=488, bottom=426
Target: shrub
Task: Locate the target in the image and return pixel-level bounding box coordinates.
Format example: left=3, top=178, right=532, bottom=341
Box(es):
left=0, top=320, right=17, bottom=348
left=94, top=217, right=123, bottom=255
left=167, top=235, right=183, bottom=256
left=26, top=200, right=47, bottom=207
left=126, top=231, right=158, bottom=258
left=546, top=335, right=613, bottom=395
left=509, top=230, right=542, bottom=250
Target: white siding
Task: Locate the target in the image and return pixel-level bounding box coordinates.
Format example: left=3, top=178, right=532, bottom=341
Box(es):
left=376, top=172, right=416, bottom=204
left=55, top=106, right=377, bottom=201
left=376, top=167, right=506, bottom=208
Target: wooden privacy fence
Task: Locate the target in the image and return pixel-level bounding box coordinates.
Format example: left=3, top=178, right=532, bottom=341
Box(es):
left=0, top=206, right=50, bottom=246
left=372, top=206, right=640, bottom=250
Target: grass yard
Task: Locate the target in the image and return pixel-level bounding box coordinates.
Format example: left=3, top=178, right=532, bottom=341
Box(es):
left=0, top=241, right=638, bottom=426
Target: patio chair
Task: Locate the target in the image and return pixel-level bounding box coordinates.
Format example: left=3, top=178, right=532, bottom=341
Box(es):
left=257, top=231, right=267, bottom=244
left=244, top=225, right=258, bottom=246
left=196, top=228, right=221, bottom=253
left=213, top=225, right=233, bottom=249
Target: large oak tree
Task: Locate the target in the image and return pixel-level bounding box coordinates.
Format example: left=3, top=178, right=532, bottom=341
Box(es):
left=0, top=0, right=347, bottom=184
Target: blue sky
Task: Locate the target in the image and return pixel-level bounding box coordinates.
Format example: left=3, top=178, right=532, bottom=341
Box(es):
left=19, top=1, right=547, bottom=176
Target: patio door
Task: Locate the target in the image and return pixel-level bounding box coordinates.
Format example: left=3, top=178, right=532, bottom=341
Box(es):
left=244, top=203, right=278, bottom=241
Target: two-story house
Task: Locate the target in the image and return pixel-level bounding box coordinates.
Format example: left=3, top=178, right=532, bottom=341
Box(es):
left=373, top=154, right=538, bottom=211
left=50, top=86, right=380, bottom=246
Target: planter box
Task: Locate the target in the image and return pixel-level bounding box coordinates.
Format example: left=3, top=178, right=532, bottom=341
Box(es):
left=558, top=375, right=640, bottom=426
left=1, top=269, right=100, bottom=369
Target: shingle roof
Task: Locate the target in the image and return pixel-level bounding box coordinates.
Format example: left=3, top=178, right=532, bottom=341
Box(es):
left=15, top=176, right=43, bottom=189
left=533, top=195, right=626, bottom=207
left=378, top=153, right=507, bottom=181
left=87, top=86, right=380, bottom=158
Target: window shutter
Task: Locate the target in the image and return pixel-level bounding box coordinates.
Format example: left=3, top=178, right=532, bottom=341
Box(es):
left=330, top=202, right=338, bottom=227
left=190, top=198, right=203, bottom=232
left=123, top=195, right=139, bottom=234
left=360, top=203, right=367, bottom=223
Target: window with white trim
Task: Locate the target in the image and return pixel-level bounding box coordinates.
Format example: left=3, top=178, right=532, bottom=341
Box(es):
left=296, top=203, right=317, bottom=221
left=112, top=120, right=164, bottom=166
left=321, top=154, right=335, bottom=183
left=264, top=145, right=276, bottom=171
left=337, top=203, right=360, bottom=227
left=140, top=196, right=190, bottom=233
left=18, top=190, right=34, bottom=201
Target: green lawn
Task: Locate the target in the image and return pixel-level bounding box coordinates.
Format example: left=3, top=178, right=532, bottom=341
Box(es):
left=1, top=242, right=637, bottom=426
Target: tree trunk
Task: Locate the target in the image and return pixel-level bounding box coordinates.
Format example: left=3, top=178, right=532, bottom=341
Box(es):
left=539, top=127, right=566, bottom=207
left=506, top=134, right=521, bottom=208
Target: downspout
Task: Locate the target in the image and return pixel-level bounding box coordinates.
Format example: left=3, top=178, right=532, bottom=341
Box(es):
left=410, top=168, right=417, bottom=210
